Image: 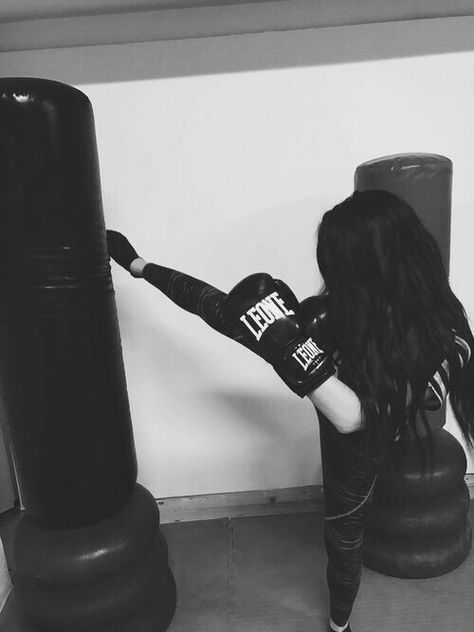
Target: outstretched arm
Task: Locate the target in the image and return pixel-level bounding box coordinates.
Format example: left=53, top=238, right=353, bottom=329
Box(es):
left=108, top=230, right=374, bottom=434
left=108, top=232, right=364, bottom=432
left=107, top=230, right=240, bottom=342
left=141, top=260, right=233, bottom=339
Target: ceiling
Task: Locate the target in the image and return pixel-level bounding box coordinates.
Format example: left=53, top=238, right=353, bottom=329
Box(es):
left=3, top=0, right=474, bottom=23
left=0, top=0, right=271, bottom=22
left=2, top=0, right=474, bottom=53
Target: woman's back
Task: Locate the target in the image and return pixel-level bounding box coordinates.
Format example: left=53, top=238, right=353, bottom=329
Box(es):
left=316, top=189, right=474, bottom=455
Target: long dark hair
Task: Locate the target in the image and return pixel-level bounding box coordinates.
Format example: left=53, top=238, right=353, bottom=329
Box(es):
left=316, top=189, right=474, bottom=458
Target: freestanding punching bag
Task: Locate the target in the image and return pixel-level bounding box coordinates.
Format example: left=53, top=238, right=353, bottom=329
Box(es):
left=355, top=153, right=472, bottom=578
left=0, top=78, right=176, bottom=630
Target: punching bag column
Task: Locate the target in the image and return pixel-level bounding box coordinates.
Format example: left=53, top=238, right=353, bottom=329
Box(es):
left=355, top=153, right=471, bottom=578
left=0, top=78, right=176, bottom=630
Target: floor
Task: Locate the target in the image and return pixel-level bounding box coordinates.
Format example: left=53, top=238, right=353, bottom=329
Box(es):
left=1, top=505, right=474, bottom=632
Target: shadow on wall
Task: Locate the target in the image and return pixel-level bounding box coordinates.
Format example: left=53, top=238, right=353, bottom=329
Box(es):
left=1, top=17, right=474, bottom=84
left=205, top=389, right=324, bottom=483
left=200, top=388, right=319, bottom=438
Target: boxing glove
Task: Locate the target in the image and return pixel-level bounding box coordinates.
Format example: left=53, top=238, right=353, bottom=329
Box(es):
left=223, top=273, right=335, bottom=397
left=300, top=294, right=336, bottom=357
left=107, top=230, right=144, bottom=276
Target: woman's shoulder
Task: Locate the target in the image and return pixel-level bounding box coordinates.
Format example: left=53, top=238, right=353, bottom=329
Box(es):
left=454, top=332, right=471, bottom=366
left=426, top=330, right=471, bottom=408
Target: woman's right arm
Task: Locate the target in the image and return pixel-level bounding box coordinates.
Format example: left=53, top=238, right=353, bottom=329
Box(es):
left=107, top=230, right=241, bottom=342
left=140, top=261, right=233, bottom=339
left=108, top=231, right=392, bottom=433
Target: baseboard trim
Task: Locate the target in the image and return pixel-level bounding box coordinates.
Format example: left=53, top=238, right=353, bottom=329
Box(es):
left=157, top=475, right=474, bottom=523
left=157, top=485, right=325, bottom=524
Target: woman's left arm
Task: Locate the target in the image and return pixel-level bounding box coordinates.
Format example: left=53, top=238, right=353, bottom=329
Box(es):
left=310, top=336, right=473, bottom=435
left=306, top=375, right=365, bottom=434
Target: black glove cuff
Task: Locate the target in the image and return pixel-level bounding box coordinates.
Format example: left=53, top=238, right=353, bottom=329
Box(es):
left=274, top=339, right=336, bottom=397
left=290, top=362, right=336, bottom=398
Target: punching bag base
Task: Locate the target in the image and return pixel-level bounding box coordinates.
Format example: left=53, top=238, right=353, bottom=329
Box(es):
left=15, top=484, right=177, bottom=632
left=363, top=520, right=472, bottom=579
left=18, top=569, right=177, bottom=632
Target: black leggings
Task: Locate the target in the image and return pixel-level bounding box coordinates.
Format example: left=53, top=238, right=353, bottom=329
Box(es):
left=319, top=414, right=384, bottom=626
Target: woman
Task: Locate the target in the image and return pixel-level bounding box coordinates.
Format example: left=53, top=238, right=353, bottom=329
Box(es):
left=107, top=189, right=474, bottom=632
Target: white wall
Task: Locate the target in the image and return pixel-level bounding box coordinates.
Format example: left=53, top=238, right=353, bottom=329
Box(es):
left=1, top=17, right=473, bottom=497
